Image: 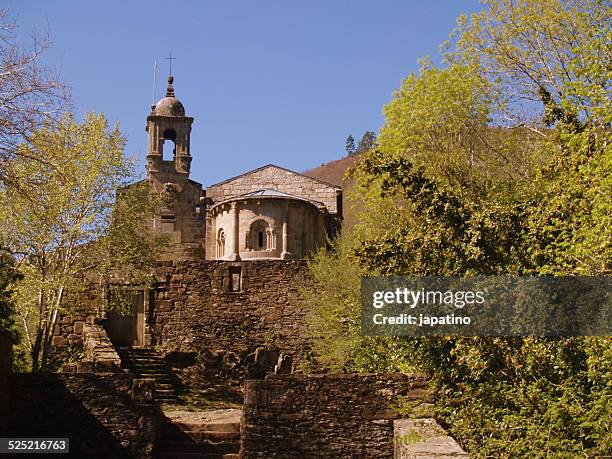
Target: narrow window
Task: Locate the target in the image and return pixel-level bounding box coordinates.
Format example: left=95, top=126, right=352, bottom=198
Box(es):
left=217, top=229, right=225, bottom=258
left=229, top=266, right=241, bottom=292
left=258, top=231, right=264, bottom=249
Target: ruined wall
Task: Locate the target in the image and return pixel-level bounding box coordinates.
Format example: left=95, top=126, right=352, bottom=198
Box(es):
left=0, top=327, right=14, bottom=436
left=241, top=373, right=431, bottom=458
left=8, top=373, right=159, bottom=457
left=51, top=260, right=313, bottom=381
left=51, top=283, right=99, bottom=348
left=150, top=260, right=311, bottom=362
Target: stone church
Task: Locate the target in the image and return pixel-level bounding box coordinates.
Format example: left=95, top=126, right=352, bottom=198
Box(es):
left=144, top=75, right=342, bottom=260
left=1, top=74, right=466, bottom=459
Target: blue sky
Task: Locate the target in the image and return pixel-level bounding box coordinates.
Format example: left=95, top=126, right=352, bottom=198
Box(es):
left=7, top=1, right=482, bottom=185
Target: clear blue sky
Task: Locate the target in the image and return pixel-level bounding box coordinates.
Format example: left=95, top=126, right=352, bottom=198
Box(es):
left=7, top=1, right=482, bottom=186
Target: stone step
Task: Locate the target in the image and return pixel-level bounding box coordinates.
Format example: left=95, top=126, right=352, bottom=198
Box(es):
left=122, top=358, right=166, bottom=363
left=122, top=363, right=168, bottom=374
left=157, top=454, right=239, bottom=459
left=156, top=383, right=175, bottom=389
left=157, top=441, right=239, bottom=454
left=117, top=346, right=180, bottom=402
left=124, top=370, right=171, bottom=376
left=166, top=422, right=241, bottom=434
left=161, top=430, right=240, bottom=443
left=122, top=368, right=171, bottom=374
left=156, top=389, right=177, bottom=396
left=120, top=359, right=166, bottom=366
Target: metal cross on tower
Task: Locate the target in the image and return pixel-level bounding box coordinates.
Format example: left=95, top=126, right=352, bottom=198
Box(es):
left=165, top=53, right=176, bottom=75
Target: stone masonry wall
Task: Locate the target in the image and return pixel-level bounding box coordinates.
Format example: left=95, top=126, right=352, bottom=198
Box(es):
left=241, top=373, right=432, bottom=458
left=150, top=260, right=311, bottom=365
left=51, top=260, right=312, bottom=379
left=206, top=165, right=341, bottom=215
left=51, top=283, right=99, bottom=348
left=8, top=373, right=160, bottom=457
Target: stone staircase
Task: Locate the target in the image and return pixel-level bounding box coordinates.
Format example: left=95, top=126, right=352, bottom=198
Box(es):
left=117, top=347, right=180, bottom=403
left=157, top=409, right=241, bottom=459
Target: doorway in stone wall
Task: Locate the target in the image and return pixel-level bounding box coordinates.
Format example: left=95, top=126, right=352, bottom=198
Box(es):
left=104, top=289, right=144, bottom=347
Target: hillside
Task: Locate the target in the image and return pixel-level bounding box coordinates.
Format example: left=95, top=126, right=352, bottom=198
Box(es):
left=304, top=154, right=361, bottom=230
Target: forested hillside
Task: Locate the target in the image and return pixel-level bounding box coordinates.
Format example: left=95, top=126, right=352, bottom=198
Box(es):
left=305, top=154, right=361, bottom=229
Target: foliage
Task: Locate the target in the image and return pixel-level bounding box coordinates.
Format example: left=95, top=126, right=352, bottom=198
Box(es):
left=305, top=0, right=611, bottom=456
left=0, top=247, right=21, bottom=339
left=345, top=134, right=355, bottom=156
left=449, top=0, right=610, bottom=128
left=377, top=60, right=546, bottom=189
left=355, top=130, right=377, bottom=154
left=0, top=113, right=168, bottom=371
left=0, top=9, right=69, bottom=189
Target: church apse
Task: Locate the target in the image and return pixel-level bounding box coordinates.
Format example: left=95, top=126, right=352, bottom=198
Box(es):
left=208, top=190, right=327, bottom=260
left=141, top=73, right=341, bottom=261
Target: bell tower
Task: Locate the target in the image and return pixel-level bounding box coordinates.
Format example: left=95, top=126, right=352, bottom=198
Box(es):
left=145, top=73, right=204, bottom=259
left=146, top=75, right=194, bottom=178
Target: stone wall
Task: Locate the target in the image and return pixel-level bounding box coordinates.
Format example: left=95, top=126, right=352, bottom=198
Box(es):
left=150, top=260, right=311, bottom=365
left=8, top=373, right=160, bottom=457
left=0, top=327, right=14, bottom=436
left=52, top=260, right=313, bottom=381
left=241, top=373, right=432, bottom=458
left=206, top=165, right=342, bottom=242
left=51, top=283, right=99, bottom=348
left=394, top=419, right=468, bottom=458
left=208, top=197, right=326, bottom=260
left=206, top=165, right=341, bottom=215
left=61, top=323, right=122, bottom=374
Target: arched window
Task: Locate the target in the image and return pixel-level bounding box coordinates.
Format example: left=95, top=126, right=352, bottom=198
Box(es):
left=247, top=220, right=275, bottom=251
left=216, top=229, right=225, bottom=258
left=162, top=128, right=177, bottom=159
left=258, top=230, right=264, bottom=249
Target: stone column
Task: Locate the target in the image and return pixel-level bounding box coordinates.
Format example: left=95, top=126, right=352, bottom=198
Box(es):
left=281, top=221, right=289, bottom=258
left=281, top=201, right=291, bottom=259
left=231, top=202, right=240, bottom=260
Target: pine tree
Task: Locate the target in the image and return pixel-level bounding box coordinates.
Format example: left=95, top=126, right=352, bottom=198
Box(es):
left=356, top=131, right=377, bottom=153
left=345, top=134, right=355, bottom=156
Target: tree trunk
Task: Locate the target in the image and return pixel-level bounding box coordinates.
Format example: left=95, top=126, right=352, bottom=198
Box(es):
left=30, top=289, right=45, bottom=372
left=40, top=286, right=64, bottom=370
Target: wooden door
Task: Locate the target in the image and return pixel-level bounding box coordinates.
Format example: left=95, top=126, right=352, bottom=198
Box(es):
left=104, top=290, right=143, bottom=347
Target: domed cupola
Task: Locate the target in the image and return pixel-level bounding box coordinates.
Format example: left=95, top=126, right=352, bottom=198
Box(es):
left=146, top=74, right=194, bottom=177
left=152, top=76, right=185, bottom=117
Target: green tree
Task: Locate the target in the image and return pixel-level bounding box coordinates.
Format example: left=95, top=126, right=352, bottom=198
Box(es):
left=0, top=248, right=21, bottom=338
left=450, top=0, right=610, bottom=129
left=345, top=134, right=355, bottom=156
left=305, top=0, right=611, bottom=456
left=356, top=130, right=377, bottom=154
left=0, top=9, right=69, bottom=189
left=0, top=113, right=167, bottom=371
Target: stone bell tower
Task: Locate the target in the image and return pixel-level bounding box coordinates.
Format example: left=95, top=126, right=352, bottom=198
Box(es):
left=145, top=75, right=204, bottom=258
left=146, top=75, right=193, bottom=176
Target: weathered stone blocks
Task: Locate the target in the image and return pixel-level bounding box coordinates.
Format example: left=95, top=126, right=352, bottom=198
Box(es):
left=241, top=373, right=431, bottom=458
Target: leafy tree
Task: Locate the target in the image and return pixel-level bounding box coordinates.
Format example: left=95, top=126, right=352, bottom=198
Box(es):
left=345, top=134, right=355, bottom=156
left=0, top=9, right=69, bottom=189
left=0, top=247, right=21, bottom=338
left=305, top=0, right=611, bottom=456
left=449, top=0, right=610, bottom=129
left=0, top=113, right=167, bottom=370
left=356, top=130, right=377, bottom=154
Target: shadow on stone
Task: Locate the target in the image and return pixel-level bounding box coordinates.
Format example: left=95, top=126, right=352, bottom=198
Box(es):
left=8, top=373, right=157, bottom=457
